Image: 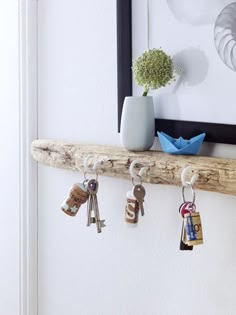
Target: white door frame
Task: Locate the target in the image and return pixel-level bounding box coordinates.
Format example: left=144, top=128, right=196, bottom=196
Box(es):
left=19, top=0, right=38, bottom=314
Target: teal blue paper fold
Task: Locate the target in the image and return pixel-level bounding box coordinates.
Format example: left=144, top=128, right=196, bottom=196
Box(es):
left=157, top=131, right=206, bottom=155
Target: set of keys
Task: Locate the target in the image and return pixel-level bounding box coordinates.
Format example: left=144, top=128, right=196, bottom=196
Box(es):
left=60, top=162, right=205, bottom=250
left=125, top=179, right=146, bottom=225
left=179, top=185, right=203, bottom=250
left=86, top=179, right=106, bottom=233
left=61, top=176, right=106, bottom=233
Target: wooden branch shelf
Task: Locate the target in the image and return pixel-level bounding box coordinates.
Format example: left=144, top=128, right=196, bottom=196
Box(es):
left=31, top=139, right=236, bottom=196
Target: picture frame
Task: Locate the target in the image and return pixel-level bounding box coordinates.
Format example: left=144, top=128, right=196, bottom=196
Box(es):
left=116, top=0, right=236, bottom=144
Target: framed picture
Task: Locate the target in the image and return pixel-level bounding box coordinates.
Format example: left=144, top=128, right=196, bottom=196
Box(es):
left=117, top=0, right=236, bottom=144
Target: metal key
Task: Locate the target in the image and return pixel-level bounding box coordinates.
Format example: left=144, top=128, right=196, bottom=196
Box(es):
left=87, top=179, right=98, bottom=227
left=87, top=179, right=105, bottom=233
left=86, top=179, right=98, bottom=226
left=87, top=179, right=98, bottom=195
left=133, top=184, right=146, bottom=216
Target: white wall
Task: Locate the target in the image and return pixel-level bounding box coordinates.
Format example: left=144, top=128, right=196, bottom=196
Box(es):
left=0, top=1, right=20, bottom=314
left=38, top=1, right=236, bottom=315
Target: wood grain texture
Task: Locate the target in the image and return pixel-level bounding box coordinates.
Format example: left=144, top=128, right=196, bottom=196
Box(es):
left=31, top=139, right=236, bottom=196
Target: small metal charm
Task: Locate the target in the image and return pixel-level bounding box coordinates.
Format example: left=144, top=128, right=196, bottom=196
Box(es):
left=86, top=178, right=105, bottom=233
left=61, top=183, right=89, bottom=216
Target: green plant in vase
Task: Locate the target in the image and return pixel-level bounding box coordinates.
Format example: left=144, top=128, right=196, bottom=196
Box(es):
left=120, top=48, right=175, bottom=151
left=132, top=48, right=174, bottom=96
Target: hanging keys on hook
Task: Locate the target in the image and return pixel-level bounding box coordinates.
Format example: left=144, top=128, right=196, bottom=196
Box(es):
left=86, top=178, right=106, bottom=233
left=179, top=168, right=203, bottom=250
left=125, top=161, right=148, bottom=225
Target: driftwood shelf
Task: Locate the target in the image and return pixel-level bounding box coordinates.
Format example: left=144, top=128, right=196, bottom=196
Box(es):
left=31, top=139, right=236, bottom=196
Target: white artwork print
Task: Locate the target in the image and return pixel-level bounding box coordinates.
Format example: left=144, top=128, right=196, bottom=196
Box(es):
left=132, top=0, right=236, bottom=125
left=167, top=0, right=233, bottom=25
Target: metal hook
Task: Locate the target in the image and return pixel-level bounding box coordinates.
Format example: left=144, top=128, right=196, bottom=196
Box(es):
left=83, top=156, right=109, bottom=181
left=92, top=157, right=109, bottom=172
left=74, top=158, right=82, bottom=173
left=181, top=166, right=199, bottom=187
left=129, top=160, right=149, bottom=178
left=83, top=155, right=93, bottom=172
left=129, top=160, right=139, bottom=179
left=83, top=155, right=98, bottom=181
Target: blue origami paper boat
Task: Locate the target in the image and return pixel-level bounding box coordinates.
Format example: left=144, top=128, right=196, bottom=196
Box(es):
left=157, top=131, right=206, bottom=155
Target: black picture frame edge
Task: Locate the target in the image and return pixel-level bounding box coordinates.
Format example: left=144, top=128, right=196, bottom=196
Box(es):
left=117, top=0, right=132, bottom=133
left=117, top=0, right=236, bottom=144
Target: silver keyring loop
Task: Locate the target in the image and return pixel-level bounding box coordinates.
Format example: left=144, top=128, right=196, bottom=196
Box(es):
left=132, top=175, right=142, bottom=186
left=182, top=184, right=195, bottom=204
left=84, top=170, right=98, bottom=182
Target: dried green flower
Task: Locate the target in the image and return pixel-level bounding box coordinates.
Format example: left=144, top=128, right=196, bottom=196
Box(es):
left=132, top=48, right=174, bottom=96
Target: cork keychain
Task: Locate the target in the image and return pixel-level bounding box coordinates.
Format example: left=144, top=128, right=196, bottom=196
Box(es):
left=61, top=182, right=89, bottom=216
left=61, top=156, right=106, bottom=233
left=60, top=157, right=92, bottom=216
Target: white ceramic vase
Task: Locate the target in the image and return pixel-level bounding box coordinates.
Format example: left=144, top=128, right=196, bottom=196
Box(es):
left=120, top=96, right=155, bottom=151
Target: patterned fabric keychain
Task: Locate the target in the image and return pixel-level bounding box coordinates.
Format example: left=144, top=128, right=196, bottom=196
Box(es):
left=179, top=167, right=203, bottom=251
left=125, top=161, right=148, bottom=226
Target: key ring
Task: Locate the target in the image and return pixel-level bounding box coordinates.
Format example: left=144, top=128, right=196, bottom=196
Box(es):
left=83, top=156, right=108, bottom=182
left=182, top=184, right=196, bottom=204
left=132, top=175, right=142, bottom=186
left=130, top=160, right=148, bottom=186
left=83, top=155, right=98, bottom=182
left=83, top=170, right=98, bottom=182
left=181, top=166, right=198, bottom=204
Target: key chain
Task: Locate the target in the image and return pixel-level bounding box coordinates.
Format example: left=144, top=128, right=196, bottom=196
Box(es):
left=125, top=189, right=140, bottom=225
left=61, top=157, right=92, bottom=216
left=61, top=182, right=89, bottom=216
left=125, top=160, right=148, bottom=225
left=84, top=160, right=106, bottom=233
left=179, top=167, right=203, bottom=250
